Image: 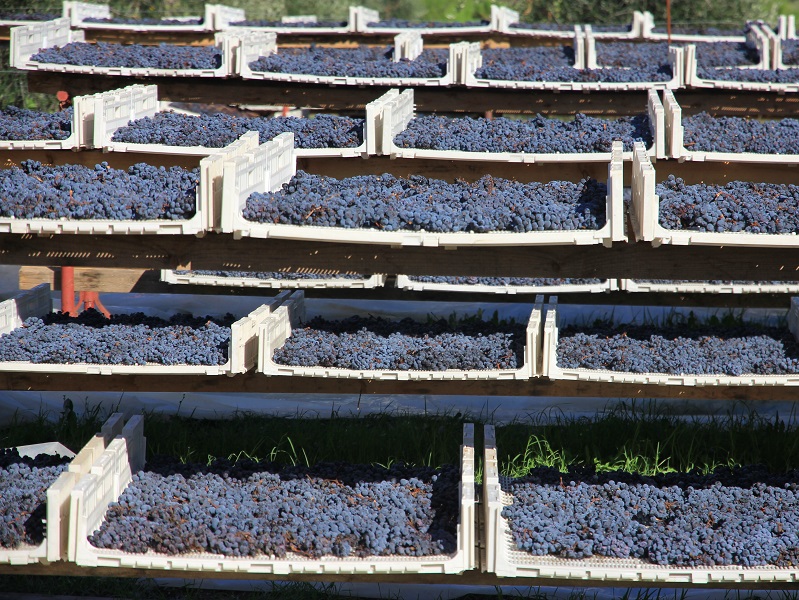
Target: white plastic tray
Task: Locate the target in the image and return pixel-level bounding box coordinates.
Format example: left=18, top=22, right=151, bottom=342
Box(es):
left=583, top=16, right=645, bottom=40
left=0, top=91, right=98, bottom=151
left=358, top=4, right=499, bottom=35
left=465, top=37, right=684, bottom=91
left=71, top=420, right=476, bottom=574
left=484, top=424, right=799, bottom=581
left=95, top=84, right=369, bottom=158
left=0, top=412, right=125, bottom=566
left=66, top=1, right=227, bottom=32
left=639, top=11, right=747, bottom=42
left=161, top=269, right=387, bottom=289
left=684, top=27, right=799, bottom=92
left=620, top=279, right=799, bottom=294
left=0, top=129, right=258, bottom=236
left=258, top=293, right=543, bottom=380
left=503, top=23, right=579, bottom=40
left=630, top=140, right=799, bottom=247
left=541, top=296, right=799, bottom=387
left=396, top=275, right=617, bottom=295
left=664, top=89, right=799, bottom=163
left=11, top=19, right=234, bottom=77
left=0, top=285, right=295, bottom=375
left=221, top=133, right=626, bottom=247
left=381, top=88, right=665, bottom=162
left=238, top=31, right=457, bottom=86
left=220, top=5, right=367, bottom=33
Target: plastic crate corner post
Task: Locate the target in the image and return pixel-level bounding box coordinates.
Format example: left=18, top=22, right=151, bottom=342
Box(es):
left=583, top=29, right=595, bottom=69
left=631, top=141, right=657, bottom=243
left=364, top=89, right=397, bottom=156
left=482, top=424, right=500, bottom=573
left=384, top=88, right=415, bottom=157
left=394, top=31, right=423, bottom=62
left=647, top=89, right=666, bottom=159
left=540, top=297, right=559, bottom=378
left=661, top=89, right=683, bottom=159
left=607, top=140, right=626, bottom=244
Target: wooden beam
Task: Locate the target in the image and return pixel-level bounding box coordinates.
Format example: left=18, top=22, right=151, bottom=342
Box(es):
left=0, top=371, right=795, bottom=399
left=5, top=236, right=799, bottom=280
left=27, top=71, right=799, bottom=116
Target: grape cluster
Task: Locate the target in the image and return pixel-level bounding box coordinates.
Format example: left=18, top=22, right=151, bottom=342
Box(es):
left=476, top=47, right=672, bottom=82
left=696, top=67, right=799, bottom=83
left=248, top=46, right=448, bottom=78
left=394, top=113, right=652, bottom=153
left=112, top=112, right=363, bottom=149
left=0, top=161, right=198, bottom=221
left=0, top=309, right=235, bottom=366
left=90, top=456, right=459, bottom=558
left=782, top=40, right=799, bottom=65
left=273, top=314, right=525, bottom=371
left=243, top=171, right=607, bottom=233
left=0, top=449, right=70, bottom=549
left=596, top=42, right=670, bottom=68
left=657, top=175, right=799, bottom=234
left=409, top=276, right=602, bottom=286
left=504, top=466, right=799, bottom=567
left=0, top=106, right=72, bottom=141
left=556, top=320, right=799, bottom=376
left=694, top=41, right=759, bottom=66
left=230, top=19, right=347, bottom=27
left=30, top=42, right=222, bottom=70
left=682, top=112, right=799, bottom=154
left=367, top=19, right=488, bottom=28
left=181, top=270, right=365, bottom=280
left=0, top=11, right=59, bottom=21
left=83, top=17, right=204, bottom=25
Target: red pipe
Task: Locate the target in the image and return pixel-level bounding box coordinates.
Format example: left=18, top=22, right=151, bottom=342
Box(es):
left=61, top=267, right=75, bottom=316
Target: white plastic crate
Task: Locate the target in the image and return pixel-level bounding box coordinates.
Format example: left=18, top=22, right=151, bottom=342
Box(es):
left=0, top=286, right=295, bottom=375
left=762, top=25, right=799, bottom=70
left=71, top=420, right=476, bottom=574
left=67, top=0, right=216, bottom=32
left=640, top=11, right=747, bottom=42
left=221, top=133, right=626, bottom=247
left=503, top=22, right=580, bottom=40
left=220, top=7, right=356, bottom=33
left=0, top=129, right=257, bottom=236
left=583, top=35, right=684, bottom=89
left=210, top=4, right=245, bottom=30
left=258, top=293, right=543, bottom=380
left=381, top=88, right=665, bottom=162
left=94, top=85, right=368, bottom=158
left=664, top=89, right=799, bottom=163
left=11, top=20, right=234, bottom=77
left=683, top=27, right=799, bottom=92
left=541, top=296, right=799, bottom=387
left=620, top=279, right=799, bottom=294
left=465, top=36, right=684, bottom=91
left=630, top=141, right=799, bottom=247
left=0, top=91, right=99, bottom=150
left=357, top=5, right=494, bottom=35
left=161, top=269, right=387, bottom=289
left=484, top=424, right=799, bottom=582
left=0, top=412, right=125, bottom=566
left=583, top=15, right=646, bottom=40
left=396, top=275, right=617, bottom=295
left=238, top=32, right=457, bottom=86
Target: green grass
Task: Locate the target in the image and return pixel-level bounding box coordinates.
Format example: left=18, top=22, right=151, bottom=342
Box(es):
left=498, top=401, right=799, bottom=478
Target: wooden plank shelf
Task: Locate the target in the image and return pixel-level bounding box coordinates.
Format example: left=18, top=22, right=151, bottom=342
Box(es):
left=27, top=71, right=799, bottom=116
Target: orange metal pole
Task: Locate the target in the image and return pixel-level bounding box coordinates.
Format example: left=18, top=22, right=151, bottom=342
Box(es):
left=61, top=267, right=75, bottom=316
